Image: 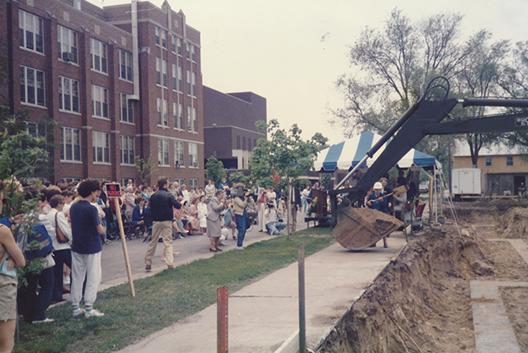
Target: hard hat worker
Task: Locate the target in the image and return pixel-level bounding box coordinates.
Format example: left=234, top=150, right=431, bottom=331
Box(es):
left=366, top=182, right=391, bottom=214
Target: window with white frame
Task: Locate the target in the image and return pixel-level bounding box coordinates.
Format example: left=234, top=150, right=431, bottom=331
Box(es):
left=92, top=85, right=109, bottom=118
left=186, top=70, right=191, bottom=84
left=57, top=25, right=78, bottom=63
left=186, top=106, right=192, bottom=132
left=61, top=127, right=81, bottom=162
left=120, top=135, right=135, bottom=165
left=19, top=10, right=44, bottom=53
left=189, top=178, right=197, bottom=189
left=59, top=76, right=79, bottom=113
left=178, top=66, right=182, bottom=81
left=188, top=142, right=198, bottom=168
left=92, top=131, right=110, bottom=163
left=26, top=121, right=46, bottom=138
left=155, top=27, right=160, bottom=45
left=161, top=29, right=167, bottom=48
left=20, top=66, right=45, bottom=107
left=119, top=49, right=133, bottom=81
left=155, top=58, right=167, bottom=86
left=174, top=140, right=184, bottom=167
left=171, top=35, right=177, bottom=52
left=156, top=98, right=168, bottom=126
left=90, top=38, right=107, bottom=73
left=190, top=45, right=196, bottom=61
left=158, top=138, right=169, bottom=166
left=191, top=106, right=197, bottom=132
left=172, top=63, right=178, bottom=91
left=176, top=37, right=183, bottom=55
left=173, top=102, right=182, bottom=129
left=121, top=93, right=134, bottom=123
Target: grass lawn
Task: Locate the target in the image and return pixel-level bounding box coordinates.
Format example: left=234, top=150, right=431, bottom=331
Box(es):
left=15, top=227, right=332, bottom=353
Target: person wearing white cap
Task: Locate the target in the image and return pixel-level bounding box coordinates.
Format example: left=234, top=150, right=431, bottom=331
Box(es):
left=366, top=182, right=390, bottom=213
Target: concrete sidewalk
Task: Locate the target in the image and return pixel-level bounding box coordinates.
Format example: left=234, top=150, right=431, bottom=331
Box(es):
left=118, top=235, right=406, bottom=353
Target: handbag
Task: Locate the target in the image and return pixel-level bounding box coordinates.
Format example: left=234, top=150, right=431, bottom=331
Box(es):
left=55, top=212, right=70, bottom=244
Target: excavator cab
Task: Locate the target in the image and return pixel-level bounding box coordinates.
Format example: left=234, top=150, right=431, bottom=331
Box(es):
left=329, top=76, right=528, bottom=249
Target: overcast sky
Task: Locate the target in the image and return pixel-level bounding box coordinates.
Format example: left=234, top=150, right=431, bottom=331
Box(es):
left=92, top=0, right=528, bottom=144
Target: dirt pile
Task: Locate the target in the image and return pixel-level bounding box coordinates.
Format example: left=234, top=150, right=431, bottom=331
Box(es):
left=501, top=207, right=528, bottom=239
left=315, top=229, right=493, bottom=353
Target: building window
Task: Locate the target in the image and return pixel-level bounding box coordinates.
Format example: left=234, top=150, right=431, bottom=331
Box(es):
left=188, top=142, right=198, bottom=168
left=120, top=93, right=134, bottom=123
left=155, top=27, right=160, bottom=45
left=189, top=44, right=196, bottom=61
left=155, top=58, right=167, bottom=86
left=120, top=135, right=135, bottom=165
left=92, top=85, right=109, bottom=118
left=57, top=25, right=78, bottom=63
left=173, top=102, right=182, bottom=129
left=186, top=70, right=191, bottom=84
left=20, top=66, right=45, bottom=107
left=155, top=27, right=167, bottom=48
left=90, top=38, right=107, bottom=73
left=187, top=106, right=192, bottom=132
left=157, top=98, right=168, bottom=126
left=189, top=178, right=197, bottom=188
left=19, top=10, right=44, bottom=53
left=174, top=140, right=184, bottom=167
left=93, top=131, right=110, bottom=164
left=485, top=156, right=492, bottom=166
left=172, top=63, right=179, bottom=91
left=61, top=127, right=81, bottom=162
left=176, top=37, right=183, bottom=55
left=59, top=76, right=79, bottom=113
left=158, top=138, right=169, bottom=166
left=507, top=155, right=514, bottom=166
left=178, top=66, right=183, bottom=81
left=119, top=50, right=133, bottom=81
left=191, top=107, right=197, bottom=132
left=26, top=121, right=46, bottom=138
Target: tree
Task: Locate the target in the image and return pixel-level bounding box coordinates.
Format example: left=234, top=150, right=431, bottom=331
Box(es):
left=499, top=41, right=528, bottom=148
left=332, top=9, right=508, bottom=167
left=205, top=155, right=227, bottom=186
left=135, top=157, right=154, bottom=185
left=0, top=107, right=48, bottom=181
left=455, top=31, right=509, bottom=166
left=250, top=119, right=327, bottom=235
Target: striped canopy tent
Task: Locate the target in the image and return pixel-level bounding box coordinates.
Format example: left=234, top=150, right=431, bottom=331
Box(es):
left=314, top=131, right=441, bottom=172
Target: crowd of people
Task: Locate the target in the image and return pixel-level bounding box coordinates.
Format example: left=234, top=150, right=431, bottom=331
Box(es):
left=0, top=176, right=300, bottom=351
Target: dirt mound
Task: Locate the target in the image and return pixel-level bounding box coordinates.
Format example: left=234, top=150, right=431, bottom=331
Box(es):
left=501, top=207, right=528, bottom=239
left=316, top=229, right=492, bottom=353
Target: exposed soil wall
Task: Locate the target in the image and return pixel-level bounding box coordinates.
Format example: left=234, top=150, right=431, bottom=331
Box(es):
left=316, top=229, right=490, bottom=353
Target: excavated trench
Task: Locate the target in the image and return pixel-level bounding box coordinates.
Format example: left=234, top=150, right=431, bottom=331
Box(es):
left=316, top=202, right=528, bottom=353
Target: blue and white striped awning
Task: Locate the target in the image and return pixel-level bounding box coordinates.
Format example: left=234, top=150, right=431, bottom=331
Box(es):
left=314, top=131, right=440, bottom=172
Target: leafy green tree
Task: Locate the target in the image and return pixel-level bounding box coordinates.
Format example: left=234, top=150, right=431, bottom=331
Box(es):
left=0, top=107, right=49, bottom=181
left=228, top=171, right=250, bottom=186
left=250, top=119, right=327, bottom=235
left=332, top=8, right=510, bottom=167
left=205, top=155, right=227, bottom=186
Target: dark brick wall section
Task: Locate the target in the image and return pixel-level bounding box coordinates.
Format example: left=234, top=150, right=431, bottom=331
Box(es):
left=1, top=0, right=204, bottom=187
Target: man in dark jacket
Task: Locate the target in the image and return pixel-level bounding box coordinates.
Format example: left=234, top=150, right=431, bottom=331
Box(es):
left=144, top=179, right=181, bottom=272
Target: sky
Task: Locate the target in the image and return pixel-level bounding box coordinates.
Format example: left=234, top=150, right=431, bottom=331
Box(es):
left=92, top=0, right=528, bottom=144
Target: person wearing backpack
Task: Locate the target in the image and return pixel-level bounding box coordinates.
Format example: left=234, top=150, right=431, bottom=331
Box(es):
left=0, top=223, right=25, bottom=353
left=20, top=219, right=56, bottom=324
left=69, top=180, right=106, bottom=318
left=42, top=195, right=72, bottom=304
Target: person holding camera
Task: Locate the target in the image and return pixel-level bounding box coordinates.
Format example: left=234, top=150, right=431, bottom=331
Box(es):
left=264, top=202, right=286, bottom=235
left=233, top=186, right=248, bottom=249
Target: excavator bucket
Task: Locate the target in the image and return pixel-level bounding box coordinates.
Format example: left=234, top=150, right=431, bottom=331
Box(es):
left=332, top=207, right=403, bottom=250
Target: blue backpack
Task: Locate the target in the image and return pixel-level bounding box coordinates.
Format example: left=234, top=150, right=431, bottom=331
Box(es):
left=25, top=224, right=54, bottom=261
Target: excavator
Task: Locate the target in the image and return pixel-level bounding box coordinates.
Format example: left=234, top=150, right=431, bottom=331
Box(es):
left=329, top=76, right=528, bottom=249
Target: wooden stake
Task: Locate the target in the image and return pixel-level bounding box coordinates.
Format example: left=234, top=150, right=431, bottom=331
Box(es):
left=114, top=198, right=136, bottom=297
left=217, top=287, right=229, bottom=353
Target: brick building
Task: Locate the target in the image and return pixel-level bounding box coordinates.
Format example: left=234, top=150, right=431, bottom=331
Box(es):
left=0, top=0, right=204, bottom=187
left=453, top=140, right=528, bottom=195
left=203, top=86, right=266, bottom=170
